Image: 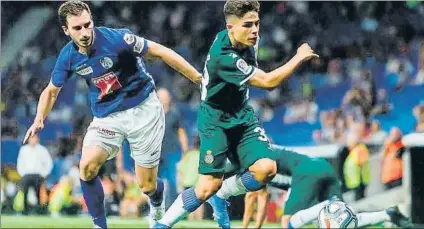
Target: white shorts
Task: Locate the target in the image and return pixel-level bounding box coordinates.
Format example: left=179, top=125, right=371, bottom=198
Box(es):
left=83, top=91, right=165, bottom=168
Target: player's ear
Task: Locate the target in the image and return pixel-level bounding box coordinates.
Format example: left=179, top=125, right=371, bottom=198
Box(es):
left=62, top=26, right=70, bottom=36
left=226, top=23, right=233, bottom=31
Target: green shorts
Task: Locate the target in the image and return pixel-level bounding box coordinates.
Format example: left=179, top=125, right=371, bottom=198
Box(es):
left=197, top=105, right=275, bottom=175
left=284, top=158, right=342, bottom=215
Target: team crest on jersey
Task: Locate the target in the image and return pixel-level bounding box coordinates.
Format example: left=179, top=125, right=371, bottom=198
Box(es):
left=123, top=33, right=135, bottom=45
left=76, top=66, right=93, bottom=76
left=92, top=72, right=122, bottom=99
left=236, top=59, right=252, bottom=75
left=100, top=57, right=113, bottom=69
left=134, top=36, right=145, bottom=53
left=204, top=150, right=214, bottom=164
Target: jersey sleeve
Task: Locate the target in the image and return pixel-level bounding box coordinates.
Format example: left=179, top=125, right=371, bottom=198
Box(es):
left=51, top=47, right=71, bottom=87
left=117, top=29, right=149, bottom=57
left=216, top=53, right=257, bottom=86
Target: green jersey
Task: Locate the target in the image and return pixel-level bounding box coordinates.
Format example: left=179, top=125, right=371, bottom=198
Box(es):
left=197, top=30, right=274, bottom=175
left=200, top=30, right=258, bottom=113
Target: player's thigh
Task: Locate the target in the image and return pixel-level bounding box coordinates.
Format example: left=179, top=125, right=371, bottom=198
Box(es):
left=284, top=175, right=320, bottom=215
left=126, top=91, right=165, bottom=169
left=82, top=116, right=125, bottom=170
left=235, top=118, right=275, bottom=170
left=197, top=122, right=229, bottom=175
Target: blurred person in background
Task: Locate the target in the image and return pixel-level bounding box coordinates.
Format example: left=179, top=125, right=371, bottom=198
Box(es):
left=413, top=104, right=424, bottom=133
left=157, top=88, right=189, bottom=209
left=381, top=127, right=405, bottom=190
left=343, top=132, right=370, bottom=200
left=119, top=172, right=149, bottom=219
left=342, top=87, right=372, bottom=121
left=17, top=134, right=53, bottom=215
left=370, top=88, right=392, bottom=115
left=319, top=111, right=337, bottom=143
left=413, top=42, right=424, bottom=85
left=177, top=136, right=203, bottom=221
left=364, top=120, right=388, bottom=144
left=48, top=176, right=82, bottom=217
left=312, top=129, right=325, bottom=144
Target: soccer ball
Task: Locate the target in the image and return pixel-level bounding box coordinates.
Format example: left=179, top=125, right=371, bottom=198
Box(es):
left=318, top=200, right=358, bottom=228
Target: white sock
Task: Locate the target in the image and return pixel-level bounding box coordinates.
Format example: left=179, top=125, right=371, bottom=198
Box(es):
left=357, top=210, right=390, bottom=228
left=216, top=175, right=248, bottom=200
left=289, top=200, right=329, bottom=228
left=158, top=194, right=189, bottom=227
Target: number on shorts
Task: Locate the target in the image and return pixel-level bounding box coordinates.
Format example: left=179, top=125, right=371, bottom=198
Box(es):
left=254, top=127, right=268, bottom=142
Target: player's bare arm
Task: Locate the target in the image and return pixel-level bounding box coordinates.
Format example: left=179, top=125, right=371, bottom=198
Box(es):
left=144, top=40, right=201, bottom=84
left=23, top=82, right=62, bottom=144
left=248, top=43, right=319, bottom=89
left=177, top=127, right=189, bottom=154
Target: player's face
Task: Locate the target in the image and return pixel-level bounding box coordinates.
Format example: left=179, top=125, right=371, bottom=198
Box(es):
left=62, top=10, right=94, bottom=49
left=228, top=11, right=260, bottom=47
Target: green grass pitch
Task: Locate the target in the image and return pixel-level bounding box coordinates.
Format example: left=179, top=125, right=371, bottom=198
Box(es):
left=0, top=215, right=396, bottom=228
left=1, top=215, right=283, bottom=228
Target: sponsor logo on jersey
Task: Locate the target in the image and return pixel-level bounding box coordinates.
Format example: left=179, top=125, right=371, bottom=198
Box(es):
left=204, top=150, right=214, bottom=164
left=236, top=59, right=253, bottom=75
left=91, top=126, right=116, bottom=136
left=92, top=72, right=122, bottom=99
left=134, top=36, right=145, bottom=54
left=123, top=33, right=135, bottom=45
left=229, top=53, right=238, bottom=59
left=100, top=57, right=113, bottom=69
left=76, top=66, right=93, bottom=76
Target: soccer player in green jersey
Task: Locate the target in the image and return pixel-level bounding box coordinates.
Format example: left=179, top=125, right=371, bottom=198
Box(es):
left=154, top=0, right=317, bottom=228
left=232, top=146, right=413, bottom=229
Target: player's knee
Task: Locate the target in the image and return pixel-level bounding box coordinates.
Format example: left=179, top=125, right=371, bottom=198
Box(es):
left=250, top=159, right=277, bottom=182
left=79, top=160, right=101, bottom=181
left=195, top=179, right=222, bottom=200
left=204, top=181, right=222, bottom=197
left=138, top=180, right=156, bottom=196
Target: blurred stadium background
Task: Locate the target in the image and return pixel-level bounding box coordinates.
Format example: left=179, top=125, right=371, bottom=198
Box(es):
left=1, top=1, right=424, bottom=228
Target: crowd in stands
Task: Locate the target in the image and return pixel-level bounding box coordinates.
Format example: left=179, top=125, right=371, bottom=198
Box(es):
left=2, top=1, right=424, bottom=219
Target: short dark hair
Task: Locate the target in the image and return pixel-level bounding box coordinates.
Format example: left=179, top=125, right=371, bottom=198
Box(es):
left=58, top=1, right=91, bottom=27
left=224, top=0, right=260, bottom=20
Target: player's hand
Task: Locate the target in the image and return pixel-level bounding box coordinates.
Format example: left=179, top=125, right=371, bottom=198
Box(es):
left=296, top=43, right=319, bottom=62
left=23, top=118, right=44, bottom=144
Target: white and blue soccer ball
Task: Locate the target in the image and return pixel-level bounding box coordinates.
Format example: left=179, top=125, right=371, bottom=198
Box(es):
left=318, top=200, right=358, bottom=228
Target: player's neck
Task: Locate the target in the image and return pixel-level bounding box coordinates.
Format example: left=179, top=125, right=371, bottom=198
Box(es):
left=78, top=46, right=93, bottom=55
left=228, top=33, right=248, bottom=50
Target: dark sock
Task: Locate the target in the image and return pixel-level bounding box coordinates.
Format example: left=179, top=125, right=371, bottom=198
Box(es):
left=240, top=171, right=265, bottom=191
left=181, top=187, right=202, bottom=212
left=80, top=177, right=106, bottom=228
left=149, top=178, right=164, bottom=207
